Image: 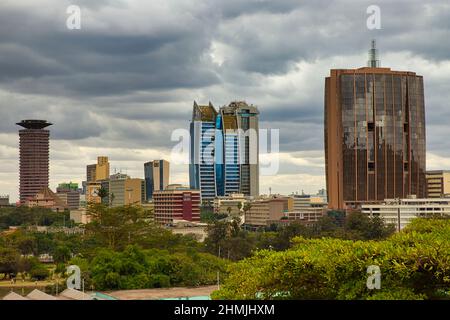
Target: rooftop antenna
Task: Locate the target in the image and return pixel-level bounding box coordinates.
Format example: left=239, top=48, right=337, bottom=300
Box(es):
left=367, top=39, right=380, bottom=67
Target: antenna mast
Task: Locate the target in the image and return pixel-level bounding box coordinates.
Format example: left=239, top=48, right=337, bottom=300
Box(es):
left=367, top=39, right=380, bottom=67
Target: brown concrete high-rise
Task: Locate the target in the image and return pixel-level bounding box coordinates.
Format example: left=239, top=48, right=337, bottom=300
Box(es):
left=17, top=120, right=52, bottom=203
left=324, top=41, right=426, bottom=210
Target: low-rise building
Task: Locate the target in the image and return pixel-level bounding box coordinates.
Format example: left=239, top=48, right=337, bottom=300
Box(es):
left=25, top=187, right=67, bottom=212
left=280, top=210, right=324, bottom=225
left=426, top=170, right=450, bottom=198
left=153, top=184, right=200, bottom=224
left=56, top=183, right=80, bottom=210
left=277, top=194, right=327, bottom=225
left=362, top=197, right=450, bottom=230
left=109, top=177, right=145, bottom=207
left=168, top=220, right=208, bottom=242
left=86, top=182, right=102, bottom=204
left=70, top=208, right=92, bottom=224
left=213, top=193, right=247, bottom=216
left=245, top=197, right=292, bottom=228
left=0, top=195, right=9, bottom=207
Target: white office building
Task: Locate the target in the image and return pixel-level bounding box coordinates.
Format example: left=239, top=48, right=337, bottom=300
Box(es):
left=362, top=197, right=450, bottom=230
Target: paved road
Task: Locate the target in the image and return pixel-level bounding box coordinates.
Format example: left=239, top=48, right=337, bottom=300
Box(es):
left=106, top=285, right=217, bottom=300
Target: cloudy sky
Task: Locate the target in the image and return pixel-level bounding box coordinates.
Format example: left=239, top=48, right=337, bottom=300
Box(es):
left=0, top=0, right=449, bottom=202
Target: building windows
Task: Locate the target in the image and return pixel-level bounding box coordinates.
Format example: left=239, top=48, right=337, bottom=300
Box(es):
left=404, top=162, right=409, bottom=171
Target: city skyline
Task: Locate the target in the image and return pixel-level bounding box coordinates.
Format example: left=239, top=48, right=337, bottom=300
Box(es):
left=1, top=1, right=450, bottom=202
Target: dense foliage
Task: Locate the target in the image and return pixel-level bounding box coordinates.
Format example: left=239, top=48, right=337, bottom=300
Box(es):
left=84, top=203, right=202, bottom=253
left=2, top=205, right=446, bottom=299
left=0, top=246, right=49, bottom=280
left=0, top=204, right=227, bottom=291
left=72, top=245, right=227, bottom=291
left=212, top=218, right=450, bottom=300
left=204, top=212, right=395, bottom=261
left=0, top=207, right=70, bottom=230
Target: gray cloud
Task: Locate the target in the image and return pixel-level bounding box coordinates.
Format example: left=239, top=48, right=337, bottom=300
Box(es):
left=0, top=0, right=449, bottom=201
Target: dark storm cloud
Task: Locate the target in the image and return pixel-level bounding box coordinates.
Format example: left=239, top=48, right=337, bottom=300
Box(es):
left=0, top=44, right=69, bottom=80
left=1, top=0, right=448, bottom=98
left=259, top=121, right=324, bottom=152
left=261, top=104, right=322, bottom=123
left=214, top=0, right=304, bottom=18
left=0, top=30, right=220, bottom=95
left=214, top=0, right=450, bottom=75
left=0, top=0, right=449, bottom=201
left=0, top=97, right=104, bottom=141
left=0, top=2, right=220, bottom=97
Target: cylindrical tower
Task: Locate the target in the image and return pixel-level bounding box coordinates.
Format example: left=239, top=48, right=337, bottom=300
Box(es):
left=16, top=120, right=52, bottom=203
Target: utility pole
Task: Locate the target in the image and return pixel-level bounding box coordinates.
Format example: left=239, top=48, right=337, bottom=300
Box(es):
left=217, top=271, right=220, bottom=290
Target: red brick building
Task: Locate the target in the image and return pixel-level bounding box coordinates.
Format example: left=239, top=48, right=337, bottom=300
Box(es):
left=153, top=184, right=200, bottom=224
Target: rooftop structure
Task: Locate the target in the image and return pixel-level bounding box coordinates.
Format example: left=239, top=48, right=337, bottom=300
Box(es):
left=16, top=119, right=52, bottom=129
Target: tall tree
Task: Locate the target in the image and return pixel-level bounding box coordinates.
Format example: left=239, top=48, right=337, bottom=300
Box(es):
left=86, top=203, right=169, bottom=250
left=96, top=187, right=109, bottom=201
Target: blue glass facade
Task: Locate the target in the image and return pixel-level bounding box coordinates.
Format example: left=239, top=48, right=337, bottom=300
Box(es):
left=190, top=101, right=259, bottom=202
left=190, top=118, right=218, bottom=201
left=215, top=114, right=225, bottom=196
left=224, top=133, right=240, bottom=195
left=144, top=162, right=154, bottom=200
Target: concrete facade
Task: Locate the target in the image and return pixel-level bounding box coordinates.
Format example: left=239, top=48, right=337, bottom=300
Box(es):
left=362, top=197, right=450, bottom=230
left=245, top=197, right=291, bottom=227
left=426, top=170, right=450, bottom=198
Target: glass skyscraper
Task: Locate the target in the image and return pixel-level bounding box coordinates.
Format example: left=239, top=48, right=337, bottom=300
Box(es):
left=144, top=160, right=169, bottom=201
left=189, top=101, right=259, bottom=203
left=324, top=42, right=426, bottom=210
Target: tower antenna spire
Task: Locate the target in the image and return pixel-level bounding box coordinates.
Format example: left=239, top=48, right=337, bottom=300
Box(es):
left=367, top=39, right=380, bottom=67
